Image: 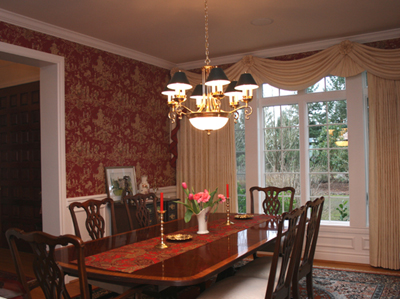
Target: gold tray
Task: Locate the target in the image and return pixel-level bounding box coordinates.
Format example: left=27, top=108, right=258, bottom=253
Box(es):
left=234, top=214, right=254, bottom=220
left=166, top=234, right=193, bottom=241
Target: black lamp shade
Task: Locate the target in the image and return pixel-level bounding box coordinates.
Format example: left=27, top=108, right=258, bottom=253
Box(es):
left=205, top=67, right=230, bottom=86
left=224, top=81, right=239, bottom=95
left=190, top=84, right=203, bottom=98
left=162, top=84, right=175, bottom=96
left=168, top=71, right=192, bottom=90
left=235, top=73, right=258, bottom=90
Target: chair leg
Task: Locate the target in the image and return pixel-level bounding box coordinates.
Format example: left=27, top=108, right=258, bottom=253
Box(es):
left=291, top=279, right=300, bottom=299
left=306, top=272, right=314, bottom=299
left=89, top=284, right=93, bottom=299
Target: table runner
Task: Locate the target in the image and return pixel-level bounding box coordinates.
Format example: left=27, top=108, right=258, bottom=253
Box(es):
left=85, top=214, right=273, bottom=273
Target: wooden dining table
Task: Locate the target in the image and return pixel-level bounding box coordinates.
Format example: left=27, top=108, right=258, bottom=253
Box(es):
left=55, top=213, right=279, bottom=288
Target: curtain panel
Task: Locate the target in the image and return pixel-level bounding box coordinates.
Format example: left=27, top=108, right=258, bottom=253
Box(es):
left=174, top=40, right=400, bottom=269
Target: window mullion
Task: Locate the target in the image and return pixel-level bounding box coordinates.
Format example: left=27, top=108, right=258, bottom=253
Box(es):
left=299, top=100, right=308, bottom=207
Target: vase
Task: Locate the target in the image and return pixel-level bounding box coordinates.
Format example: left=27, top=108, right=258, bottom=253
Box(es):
left=196, top=206, right=211, bottom=234
left=138, top=175, right=149, bottom=194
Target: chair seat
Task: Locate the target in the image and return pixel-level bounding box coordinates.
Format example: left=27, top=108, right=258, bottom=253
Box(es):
left=197, top=276, right=268, bottom=299
left=235, top=256, right=281, bottom=280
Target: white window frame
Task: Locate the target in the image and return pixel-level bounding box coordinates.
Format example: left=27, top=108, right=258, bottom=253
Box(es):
left=245, top=74, right=367, bottom=228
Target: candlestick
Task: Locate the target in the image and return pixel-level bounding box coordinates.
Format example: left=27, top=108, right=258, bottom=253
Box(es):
left=160, top=192, right=164, bottom=212
left=155, top=210, right=169, bottom=249
left=225, top=196, right=234, bottom=225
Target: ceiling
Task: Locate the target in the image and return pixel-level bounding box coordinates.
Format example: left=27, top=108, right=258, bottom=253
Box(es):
left=0, top=0, right=400, bottom=66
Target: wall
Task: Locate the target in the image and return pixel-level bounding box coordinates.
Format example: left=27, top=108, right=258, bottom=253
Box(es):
left=0, top=21, right=174, bottom=199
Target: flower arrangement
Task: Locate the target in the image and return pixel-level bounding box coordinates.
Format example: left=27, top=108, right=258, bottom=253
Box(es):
left=176, top=182, right=226, bottom=223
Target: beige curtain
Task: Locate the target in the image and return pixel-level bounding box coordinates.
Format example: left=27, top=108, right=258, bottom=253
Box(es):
left=176, top=96, right=238, bottom=215
left=368, top=74, right=400, bottom=269
left=174, top=40, right=400, bottom=269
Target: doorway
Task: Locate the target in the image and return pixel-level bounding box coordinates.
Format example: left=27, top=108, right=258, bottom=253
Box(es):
left=0, top=41, right=66, bottom=237
left=0, top=81, right=41, bottom=248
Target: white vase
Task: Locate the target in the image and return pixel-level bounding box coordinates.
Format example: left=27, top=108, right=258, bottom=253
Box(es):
left=196, top=206, right=211, bottom=234
left=138, top=175, right=149, bottom=194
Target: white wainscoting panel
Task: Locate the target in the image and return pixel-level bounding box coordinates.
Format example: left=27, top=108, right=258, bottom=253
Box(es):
left=314, top=225, right=370, bottom=264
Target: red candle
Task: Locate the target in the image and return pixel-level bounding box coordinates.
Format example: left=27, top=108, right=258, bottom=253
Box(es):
left=160, top=192, right=164, bottom=212
left=226, top=184, right=229, bottom=198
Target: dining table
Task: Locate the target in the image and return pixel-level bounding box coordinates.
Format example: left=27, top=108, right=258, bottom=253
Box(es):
left=55, top=212, right=279, bottom=288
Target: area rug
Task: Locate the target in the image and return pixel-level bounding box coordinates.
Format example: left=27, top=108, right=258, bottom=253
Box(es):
left=79, top=267, right=400, bottom=299
left=307, top=267, right=400, bottom=298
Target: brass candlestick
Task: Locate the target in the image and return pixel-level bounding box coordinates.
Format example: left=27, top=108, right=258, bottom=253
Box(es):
left=155, top=210, right=169, bottom=249
left=225, top=197, right=234, bottom=225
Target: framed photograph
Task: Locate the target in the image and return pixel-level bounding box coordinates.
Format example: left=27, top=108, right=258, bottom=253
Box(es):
left=105, top=166, right=137, bottom=201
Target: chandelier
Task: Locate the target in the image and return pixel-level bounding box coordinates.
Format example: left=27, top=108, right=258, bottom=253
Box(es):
left=162, top=0, right=259, bottom=135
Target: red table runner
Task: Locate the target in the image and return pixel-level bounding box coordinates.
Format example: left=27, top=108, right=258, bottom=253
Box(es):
left=85, top=214, right=273, bottom=273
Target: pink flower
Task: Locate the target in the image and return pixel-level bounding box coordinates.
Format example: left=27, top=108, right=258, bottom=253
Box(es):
left=182, top=182, right=188, bottom=189
left=188, top=193, right=194, bottom=200
left=194, top=192, right=203, bottom=203
left=218, top=194, right=226, bottom=202
left=194, top=190, right=211, bottom=203
left=201, top=189, right=211, bottom=203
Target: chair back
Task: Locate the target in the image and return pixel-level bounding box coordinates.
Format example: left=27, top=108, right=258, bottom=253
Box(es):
left=123, top=193, right=158, bottom=230
left=249, top=186, right=295, bottom=215
left=69, top=198, right=117, bottom=240
left=265, top=206, right=307, bottom=299
left=297, top=197, right=325, bottom=278
left=6, top=228, right=90, bottom=299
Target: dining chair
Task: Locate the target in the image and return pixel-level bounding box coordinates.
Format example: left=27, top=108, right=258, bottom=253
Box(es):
left=292, top=196, right=325, bottom=299
left=69, top=198, right=120, bottom=297
left=122, top=193, right=159, bottom=230
left=249, top=186, right=296, bottom=256
left=69, top=197, right=118, bottom=240
left=6, top=228, right=143, bottom=299
left=197, top=206, right=307, bottom=299
left=249, top=186, right=295, bottom=215
left=6, top=228, right=91, bottom=299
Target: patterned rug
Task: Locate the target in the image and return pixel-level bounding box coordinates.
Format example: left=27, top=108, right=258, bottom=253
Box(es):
left=84, top=267, right=400, bottom=299
left=307, top=268, right=400, bottom=298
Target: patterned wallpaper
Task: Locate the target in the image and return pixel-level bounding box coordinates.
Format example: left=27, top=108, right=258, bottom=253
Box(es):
left=0, top=22, right=174, bottom=198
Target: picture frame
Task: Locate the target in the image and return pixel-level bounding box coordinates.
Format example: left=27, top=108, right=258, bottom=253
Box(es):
left=105, top=166, right=137, bottom=201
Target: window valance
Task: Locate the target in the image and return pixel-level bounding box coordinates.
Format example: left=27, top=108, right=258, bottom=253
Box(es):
left=172, top=40, right=400, bottom=89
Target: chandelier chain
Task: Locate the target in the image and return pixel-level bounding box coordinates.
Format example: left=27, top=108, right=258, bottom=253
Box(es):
left=204, top=0, right=210, bottom=65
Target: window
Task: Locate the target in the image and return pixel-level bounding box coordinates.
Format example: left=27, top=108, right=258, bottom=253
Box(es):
left=262, top=104, right=300, bottom=212
left=238, top=74, right=367, bottom=225
left=308, top=100, right=349, bottom=221
left=262, top=84, right=297, bottom=97
left=307, top=76, right=346, bottom=93
left=235, top=110, right=246, bottom=213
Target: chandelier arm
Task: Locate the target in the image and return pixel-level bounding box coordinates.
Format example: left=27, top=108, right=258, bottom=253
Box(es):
left=176, top=105, right=196, bottom=115
left=244, top=105, right=253, bottom=120
left=168, top=111, right=177, bottom=123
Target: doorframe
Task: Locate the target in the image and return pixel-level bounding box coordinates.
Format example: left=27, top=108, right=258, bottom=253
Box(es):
left=0, top=41, right=65, bottom=236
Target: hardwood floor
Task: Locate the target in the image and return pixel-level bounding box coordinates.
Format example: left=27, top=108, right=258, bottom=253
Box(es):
left=1, top=247, right=399, bottom=299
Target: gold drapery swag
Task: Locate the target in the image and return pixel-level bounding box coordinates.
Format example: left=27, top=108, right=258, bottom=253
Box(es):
left=174, top=40, right=400, bottom=269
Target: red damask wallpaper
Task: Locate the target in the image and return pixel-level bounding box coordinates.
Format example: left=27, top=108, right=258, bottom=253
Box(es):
left=0, top=21, right=174, bottom=198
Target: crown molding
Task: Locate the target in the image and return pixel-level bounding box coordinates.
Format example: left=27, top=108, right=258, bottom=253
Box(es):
left=176, top=28, right=400, bottom=70
left=1, top=8, right=399, bottom=71
left=0, top=9, right=175, bottom=70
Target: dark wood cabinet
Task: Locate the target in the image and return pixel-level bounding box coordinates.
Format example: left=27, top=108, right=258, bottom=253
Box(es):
left=114, top=198, right=178, bottom=233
